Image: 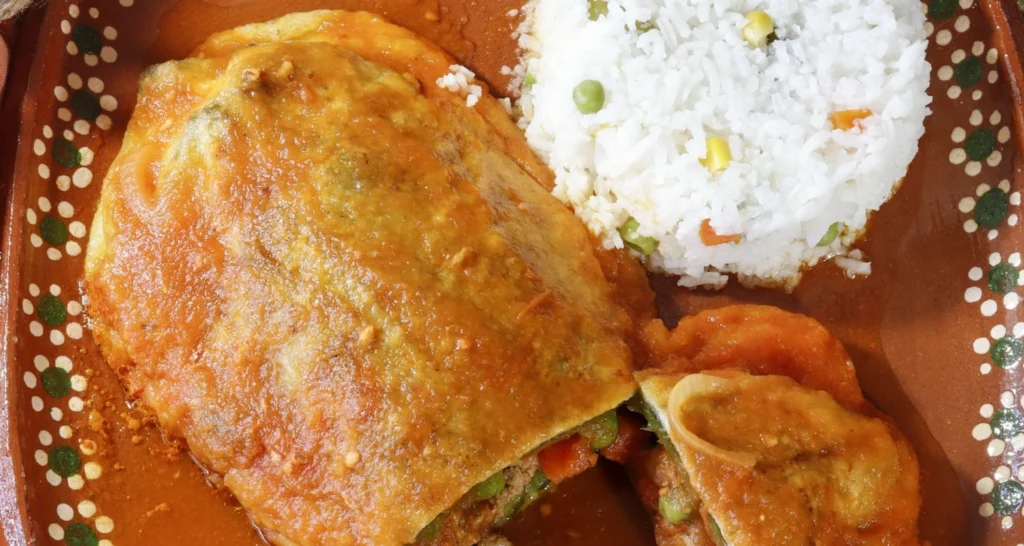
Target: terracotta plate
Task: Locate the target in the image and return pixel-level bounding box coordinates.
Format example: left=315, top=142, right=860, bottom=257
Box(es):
left=2, top=0, right=1024, bottom=544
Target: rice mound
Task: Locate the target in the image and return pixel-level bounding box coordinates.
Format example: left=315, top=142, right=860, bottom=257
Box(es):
left=517, top=0, right=932, bottom=289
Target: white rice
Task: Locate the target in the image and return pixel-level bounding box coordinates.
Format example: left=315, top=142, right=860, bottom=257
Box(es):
left=517, top=0, right=931, bottom=289
left=436, top=65, right=484, bottom=107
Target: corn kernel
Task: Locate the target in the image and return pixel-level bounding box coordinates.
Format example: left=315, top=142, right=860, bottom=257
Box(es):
left=742, top=11, right=775, bottom=48
left=700, top=137, right=731, bottom=172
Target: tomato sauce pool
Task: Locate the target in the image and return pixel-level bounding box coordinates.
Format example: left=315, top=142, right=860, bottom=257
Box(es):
left=64, top=1, right=969, bottom=544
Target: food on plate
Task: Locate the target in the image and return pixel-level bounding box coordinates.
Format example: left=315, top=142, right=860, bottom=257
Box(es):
left=83, top=10, right=637, bottom=546
left=517, top=0, right=932, bottom=288
left=628, top=306, right=921, bottom=545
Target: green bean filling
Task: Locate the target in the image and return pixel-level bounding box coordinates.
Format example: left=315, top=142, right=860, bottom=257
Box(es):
left=580, top=410, right=619, bottom=450
left=471, top=471, right=507, bottom=500
left=618, top=217, right=659, bottom=256
left=709, top=517, right=728, bottom=546
left=573, top=80, right=606, bottom=114
left=416, top=512, right=447, bottom=541
left=502, top=470, right=551, bottom=521
left=627, top=395, right=680, bottom=461
left=816, top=222, right=841, bottom=246
left=658, top=492, right=692, bottom=524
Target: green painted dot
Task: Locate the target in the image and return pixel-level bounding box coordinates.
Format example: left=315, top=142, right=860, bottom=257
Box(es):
left=928, top=0, right=956, bottom=21
left=992, top=480, right=1024, bottom=515
left=71, top=25, right=102, bottom=55
left=51, top=138, right=81, bottom=168
left=991, top=336, right=1023, bottom=369
left=974, top=189, right=1009, bottom=228
left=965, top=128, right=996, bottom=161
left=954, top=57, right=983, bottom=88
left=991, top=409, right=1024, bottom=439
left=70, top=90, right=101, bottom=121
left=49, top=445, right=81, bottom=478
left=39, top=215, right=69, bottom=246
left=989, top=263, right=1020, bottom=294
left=41, top=367, right=71, bottom=398
left=64, top=523, right=98, bottom=546
left=36, top=295, right=66, bottom=326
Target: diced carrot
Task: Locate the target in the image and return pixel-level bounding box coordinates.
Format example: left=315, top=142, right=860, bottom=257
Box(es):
left=830, top=109, right=873, bottom=130
left=699, top=219, right=741, bottom=246
left=537, top=434, right=599, bottom=484
left=599, top=411, right=651, bottom=464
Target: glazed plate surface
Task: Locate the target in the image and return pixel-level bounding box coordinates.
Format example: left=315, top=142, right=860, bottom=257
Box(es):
left=3, top=0, right=1024, bottom=544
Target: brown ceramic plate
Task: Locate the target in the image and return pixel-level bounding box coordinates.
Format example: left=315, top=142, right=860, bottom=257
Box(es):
left=2, top=0, right=1024, bottom=544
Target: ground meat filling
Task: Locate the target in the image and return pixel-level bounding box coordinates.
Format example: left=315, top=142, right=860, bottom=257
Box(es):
left=414, top=457, right=543, bottom=546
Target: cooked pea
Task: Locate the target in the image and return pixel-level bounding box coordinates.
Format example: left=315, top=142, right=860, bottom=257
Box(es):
left=416, top=512, right=447, bottom=541
left=635, top=20, right=657, bottom=33
left=700, top=137, right=731, bottom=172
left=523, top=73, right=537, bottom=90
left=588, top=0, right=609, bottom=20
left=471, top=471, right=507, bottom=500
left=573, top=80, right=606, bottom=114
left=581, top=410, right=619, bottom=450
left=618, top=217, right=659, bottom=256
left=816, top=222, right=841, bottom=246
left=658, top=493, right=692, bottom=524
left=742, top=11, right=775, bottom=48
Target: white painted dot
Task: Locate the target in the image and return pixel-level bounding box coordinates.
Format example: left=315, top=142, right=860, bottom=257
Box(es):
left=66, top=323, right=83, bottom=340
left=937, top=30, right=953, bottom=46
left=950, top=148, right=967, bottom=164
left=79, top=147, right=94, bottom=166
left=961, top=0, right=975, bottom=7
left=33, top=355, right=48, bottom=371
left=981, top=503, right=995, bottom=517
left=69, top=221, right=87, bottom=238
left=955, top=15, right=971, bottom=32
left=971, top=110, right=984, bottom=126
left=48, top=523, right=64, bottom=540
left=991, top=111, right=1003, bottom=125
left=966, top=287, right=983, bottom=302
left=1012, top=191, right=1021, bottom=205
left=989, top=439, right=1006, bottom=456
left=953, top=49, right=967, bottom=63
left=23, top=372, right=36, bottom=389
left=34, top=449, right=47, bottom=466
left=1006, top=293, right=1020, bottom=310
left=972, top=89, right=983, bottom=100
left=992, top=325, right=1007, bottom=339
left=25, top=208, right=36, bottom=226
left=50, top=407, right=63, bottom=421
left=938, top=65, right=954, bottom=81
left=84, top=54, right=98, bottom=67
left=42, top=126, right=52, bottom=138
left=988, top=151, right=1003, bottom=167
left=95, top=516, right=114, bottom=534
left=1003, top=516, right=1014, bottom=529
left=953, top=127, right=967, bottom=143
left=59, top=426, right=72, bottom=439
left=120, top=0, right=134, bottom=6
left=103, top=26, right=117, bottom=40
left=60, top=20, right=71, bottom=34
left=1015, top=323, right=1024, bottom=337
left=988, top=230, right=998, bottom=241
left=56, top=202, right=73, bottom=219
left=982, top=300, right=998, bottom=316
left=79, top=439, right=96, bottom=456
left=996, top=465, right=1012, bottom=481
left=948, top=86, right=962, bottom=99
left=975, top=337, right=992, bottom=354
left=63, top=129, right=74, bottom=141
left=1010, top=215, right=1019, bottom=227
left=978, top=183, right=992, bottom=197
left=100, top=95, right=117, bottom=111
left=46, top=248, right=62, bottom=261
left=970, top=266, right=984, bottom=280
left=974, top=422, right=994, bottom=440
left=88, top=7, right=98, bottom=18
left=71, top=375, right=87, bottom=392
left=58, top=108, right=72, bottom=122
left=925, top=21, right=934, bottom=36
left=966, top=162, right=982, bottom=177
left=56, top=176, right=71, bottom=192
left=49, top=330, right=65, bottom=346
left=100, top=46, right=118, bottom=63
left=100, top=540, right=112, bottom=546
left=73, top=120, right=90, bottom=135
left=29, top=321, right=43, bottom=336
left=31, top=396, right=44, bottom=412
left=45, top=470, right=61, bottom=486
left=1000, top=127, right=1012, bottom=143
left=981, top=363, right=993, bottom=374
left=1001, top=391, right=1014, bottom=407
left=67, top=301, right=82, bottom=316
left=991, top=252, right=1002, bottom=266
left=57, top=503, right=74, bottom=521
left=39, top=430, right=52, bottom=446
left=990, top=71, right=999, bottom=84
left=78, top=500, right=96, bottom=518
left=55, top=356, right=72, bottom=371
left=973, top=40, right=985, bottom=56
left=67, top=474, right=84, bottom=490
left=67, top=73, right=82, bottom=90
left=21, top=298, right=33, bottom=314
left=96, top=115, right=112, bottom=130
left=982, top=404, right=996, bottom=418
left=1013, top=434, right=1024, bottom=451
left=84, top=462, right=102, bottom=480
left=989, top=48, right=999, bottom=63
left=68, top=397, right=84, bottom=412
left=73, top=168, right=93, bottom=188
left=66, top=41, right=79, bottom=55
left=38, top=164, right=50, bottom=179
